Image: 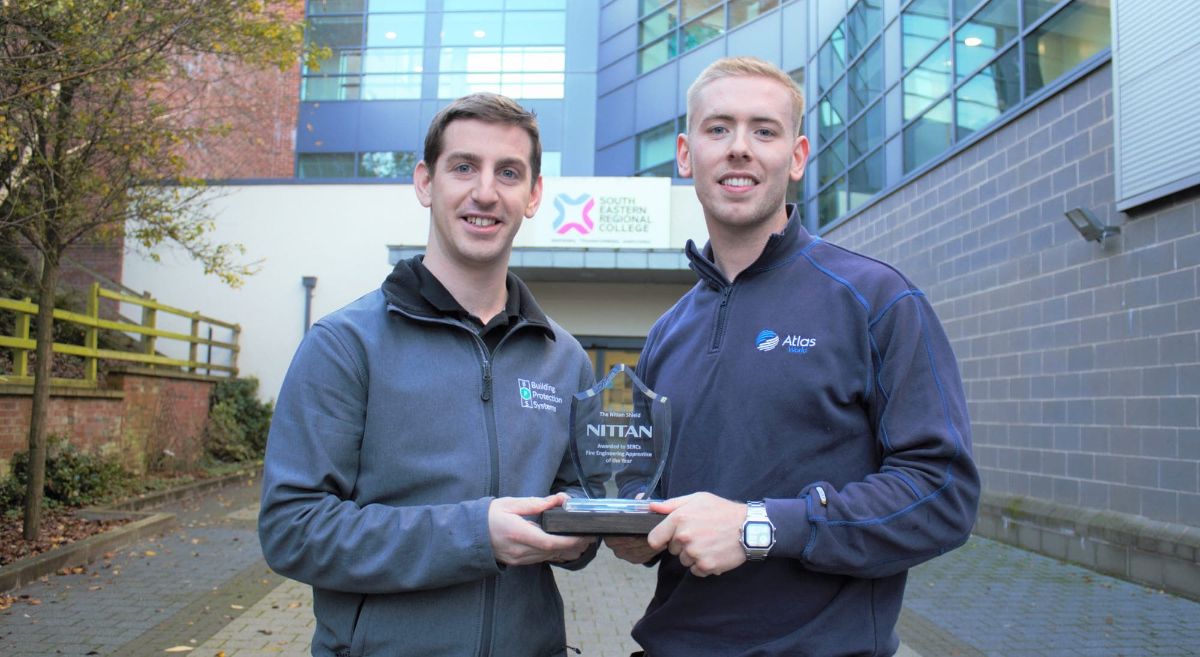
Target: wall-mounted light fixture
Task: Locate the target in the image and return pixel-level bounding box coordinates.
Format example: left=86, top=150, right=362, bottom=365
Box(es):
left=1064, top=207, right=1120, bottom=244
left=302, top=276, right=318, bottom=334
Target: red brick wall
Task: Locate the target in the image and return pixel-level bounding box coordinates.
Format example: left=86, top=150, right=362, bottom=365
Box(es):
left=0, top=371, right=216, bottom=476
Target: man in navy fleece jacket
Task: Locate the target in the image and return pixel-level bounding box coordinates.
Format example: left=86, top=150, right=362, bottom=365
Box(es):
left=608, top=56, right=980, bottom=657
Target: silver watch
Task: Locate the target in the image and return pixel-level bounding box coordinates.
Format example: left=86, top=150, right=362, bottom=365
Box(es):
left=740, top=501, right=776, bottom=560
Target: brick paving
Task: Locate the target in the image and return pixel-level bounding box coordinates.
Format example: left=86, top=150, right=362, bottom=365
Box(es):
left=2, top=477, right=1198, bottom=656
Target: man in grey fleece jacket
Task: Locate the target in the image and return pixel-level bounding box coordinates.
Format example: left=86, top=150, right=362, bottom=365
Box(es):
left=259, top=93, right=596, bottom=657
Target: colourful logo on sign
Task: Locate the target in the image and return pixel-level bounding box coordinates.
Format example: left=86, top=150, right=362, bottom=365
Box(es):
left=553, top=193, right=595, bottom=235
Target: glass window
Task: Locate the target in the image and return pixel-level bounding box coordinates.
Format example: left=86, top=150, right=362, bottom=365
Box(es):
left=847, top=0, right=883, bottom=61
left=903, top=41, right=951, bottom=121
left=540, top=151, right=562, bottom=176
left=507, top=0, right=566, bottom=8
left=438, top=71, right=501, bottom=97
left=848, top=100, right=884, bottom=161
left=640, top=0, right=672, bottom=16
left=682, top=7, right=724, bottom=53
left=956, top=44, right=1019, bottom=138
left=818, top=77, right=848, bottom=146
left=817, top=135, right=847, bottom=187
left=1022, top=0, right=1059, bottom=26
left=817, top=23, right=846, bottom=94
left=298, top=153, right=356, bottom=178
left=638, top=37, right=675, bottom=73
left=1025, top=0, right=1110, bottom=95
left=370, top=0, right=427, bottom=9
left=440, top=12, right=503, bottom=45
left=501, top=72, right=564, bottom=98
left=954, top=0, right=982, bottom=19
left=309, top=0, right=365, bottom=14
left=848, top=147, right=884, bottom=210
left=366, top=13, right=424, bottom=46
left=362, top=48, right=422, bottom=73
left=640, top=5, right=678, bottom=45
left=848, top=39, right=883, bottom=118
left=637, top=161, right=677, bottom=177
left=730, top=0, right=781, bottom=30
left=301, top=75, right=362, bottom=100
left=308, top=16, right=364, bottom=53
left=903, top=97, right=952, bottom=172
left=637, top=120, right=677, bottom=170
left=681, top=0, right=721, bottom=21
left=306, top=48, right=362, bottom=76
left=359, top=151, right=418, bottom=177
left=818, top=177, right=847, bottom=227
left=362, top=73, right=422, bottom=98
left=440, top=46, right=502, bottom=71
left=902, top=0, right=950, bottom=70
left=442, top=0, right=501, bottom=9
left=504, top=11, right=565, bottom=45
left=955, top=0, right=1018, bottom=79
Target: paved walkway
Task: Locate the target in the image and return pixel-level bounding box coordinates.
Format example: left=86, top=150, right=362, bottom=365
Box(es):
left=1, top=476, right=1198, bottom=656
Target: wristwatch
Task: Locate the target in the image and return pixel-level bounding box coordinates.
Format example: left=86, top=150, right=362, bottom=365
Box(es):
left=740, top=501, right=776, bottom=560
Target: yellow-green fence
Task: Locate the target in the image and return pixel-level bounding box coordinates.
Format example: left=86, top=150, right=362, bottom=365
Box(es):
left=0, top=282, right=239, bottom=387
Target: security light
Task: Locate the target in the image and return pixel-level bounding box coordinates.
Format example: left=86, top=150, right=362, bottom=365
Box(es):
left=1064, top=207, right=1120, bottom=244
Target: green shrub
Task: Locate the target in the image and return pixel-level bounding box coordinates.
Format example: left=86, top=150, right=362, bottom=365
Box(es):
left=204, top=377, right=273, bottom=462
left=205, top=400, right=254, bottom=463
left=0, top=436, right=134, bottom=512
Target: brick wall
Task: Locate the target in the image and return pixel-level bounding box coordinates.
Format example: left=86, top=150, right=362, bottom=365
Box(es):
left=825, top=62, right=1200, bottom=529
left=0, top=370, right=215, bottom=476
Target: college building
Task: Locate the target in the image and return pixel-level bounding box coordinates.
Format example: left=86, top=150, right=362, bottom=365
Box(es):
left=118, top=0, right=1199, bottom=597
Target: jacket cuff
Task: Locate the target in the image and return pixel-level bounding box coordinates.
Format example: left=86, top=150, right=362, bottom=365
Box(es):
left=472, top=497, right=504, bottom=573
left=764, top=491, right=821, bottom=560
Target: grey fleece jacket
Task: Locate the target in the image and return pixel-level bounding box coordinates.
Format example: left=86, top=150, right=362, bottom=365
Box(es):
left=259, top=268, right=594, bottom=657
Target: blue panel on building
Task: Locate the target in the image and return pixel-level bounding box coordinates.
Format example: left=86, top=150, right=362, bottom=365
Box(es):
left=595, top=138, right=635, bottom=176
left=357, top=102, right=423, bottom=152
left=636, top=64, right=680, bottom=132
left=600, top=25, right=637, bottom=69
left=781, top=1, right=808, bottom=73
left=676, top=41, right=724, bottom=118
left=601, top=0, right=637, bottom=42
left=597, top=85, right=636, bottom=148
left=600, top=54, right=638, bottom=96
left=297, top=103, right=362, bottom=152
left=727, top=11, right=782, bottom=64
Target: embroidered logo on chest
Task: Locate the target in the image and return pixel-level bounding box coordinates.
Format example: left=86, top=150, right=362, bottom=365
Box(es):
left=756, top=328, right=817, bottom=354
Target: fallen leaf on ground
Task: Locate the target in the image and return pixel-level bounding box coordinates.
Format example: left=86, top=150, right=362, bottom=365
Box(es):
left=144, top=550, right=157, bottom=557
left=230, top=604, right=245, bottom=610
left=163, top=647, right=193, bottom=652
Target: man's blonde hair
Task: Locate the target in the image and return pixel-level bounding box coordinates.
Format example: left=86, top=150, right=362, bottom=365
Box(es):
left=685, top=56, right=806, bottom=135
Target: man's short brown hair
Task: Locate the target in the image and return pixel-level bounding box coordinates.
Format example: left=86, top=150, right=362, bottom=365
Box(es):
left=422, top=92, right=542, bottom=184
left=686, top=56, right=806, bottom=136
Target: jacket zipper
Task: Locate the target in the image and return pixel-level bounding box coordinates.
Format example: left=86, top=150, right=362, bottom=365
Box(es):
left=473, top=338, right=501, bottom=657
left=711, top=285, right=734, bottom=351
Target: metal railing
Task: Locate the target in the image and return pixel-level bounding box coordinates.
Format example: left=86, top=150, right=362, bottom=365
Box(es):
left=0, top=282, right=239, bottom=387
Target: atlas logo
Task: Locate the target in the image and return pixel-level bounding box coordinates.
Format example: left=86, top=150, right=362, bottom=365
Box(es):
left=756, top=328, right=817, bottom=354
left=552, top=193, right=595, bottom=235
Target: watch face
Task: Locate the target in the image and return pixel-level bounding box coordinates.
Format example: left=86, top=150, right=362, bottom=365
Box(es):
left=745, top=521, right=773, bottom=548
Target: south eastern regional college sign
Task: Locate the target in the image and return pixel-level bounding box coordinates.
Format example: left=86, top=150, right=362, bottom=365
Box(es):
left=517, top=177, right=671, bottom=249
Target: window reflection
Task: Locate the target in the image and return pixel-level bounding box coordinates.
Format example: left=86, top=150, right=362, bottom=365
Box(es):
left=847, top=0, right=883, bottom=61
left=637, top=120, right=676, bottom=171
left=848, top=148, right=884, bottom=210
left=682, top=7, right=724, bottom=52
left=1025, top=0, right=1110, bottom=94
left=440, top=12, right=503, bottom=45
left=818, top=77, right=847, bottom=146
left=848, top=39, right=883, bottom=117
left=362, top=73, right=422, bottom=99
left=817, top=23, right=846, bottom=94
left=308, top=0, right=366, bottom=14
left=848, top=100, right=884, bottom=161
left=902, top=0, right=950, bottom=70
left=298, top=153, right=356, bottom=178
left=903, top=98, right=952, bottom=172
left=366, top=13, right=424, bottom=46
left=955, top=0, right=1018, bottom=79
left=903, top=41, right=951, bottom=121
left=729, top=0, right=780, bottom=29
left=957, top=45, right=1019, bottom=138
left=818, top=177, right=847, bottom=227
left=818, top=135, right=847, bottom=187
left=359, top=151, right=418, bottom=177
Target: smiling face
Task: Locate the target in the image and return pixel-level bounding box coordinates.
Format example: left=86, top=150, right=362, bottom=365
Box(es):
left=678, top=74, right=809, bottom=236
left=415, top=118, right=543, bottom=277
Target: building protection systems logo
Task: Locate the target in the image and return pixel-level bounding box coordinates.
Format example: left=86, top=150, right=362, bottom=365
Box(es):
left=553, top=193, right=595, bottom=235
left=518, top=378, right=563, bottom=412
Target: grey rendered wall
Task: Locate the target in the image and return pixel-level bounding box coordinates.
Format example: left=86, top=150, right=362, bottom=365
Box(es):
left=825, top=63, right=1200, bottom=531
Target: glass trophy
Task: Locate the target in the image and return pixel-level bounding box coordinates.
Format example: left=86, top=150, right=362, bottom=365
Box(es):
left=540, top=363, right=670, bottom=535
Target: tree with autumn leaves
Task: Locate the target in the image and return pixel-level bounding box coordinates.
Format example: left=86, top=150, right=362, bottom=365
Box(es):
left=0, top=0, right=316, bottom=540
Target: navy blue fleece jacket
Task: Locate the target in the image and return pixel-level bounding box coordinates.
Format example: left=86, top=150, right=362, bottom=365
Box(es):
left=631, top=207, right=979, bottom=657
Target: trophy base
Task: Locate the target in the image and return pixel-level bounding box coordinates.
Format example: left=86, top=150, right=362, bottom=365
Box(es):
left=540, top=507, right=665, bottom=536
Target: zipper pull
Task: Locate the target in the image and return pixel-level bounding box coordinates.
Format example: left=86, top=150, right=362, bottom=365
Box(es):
left=481, top=363, right=492, bottom=401
left=815, top=486, right=828, bottom=506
